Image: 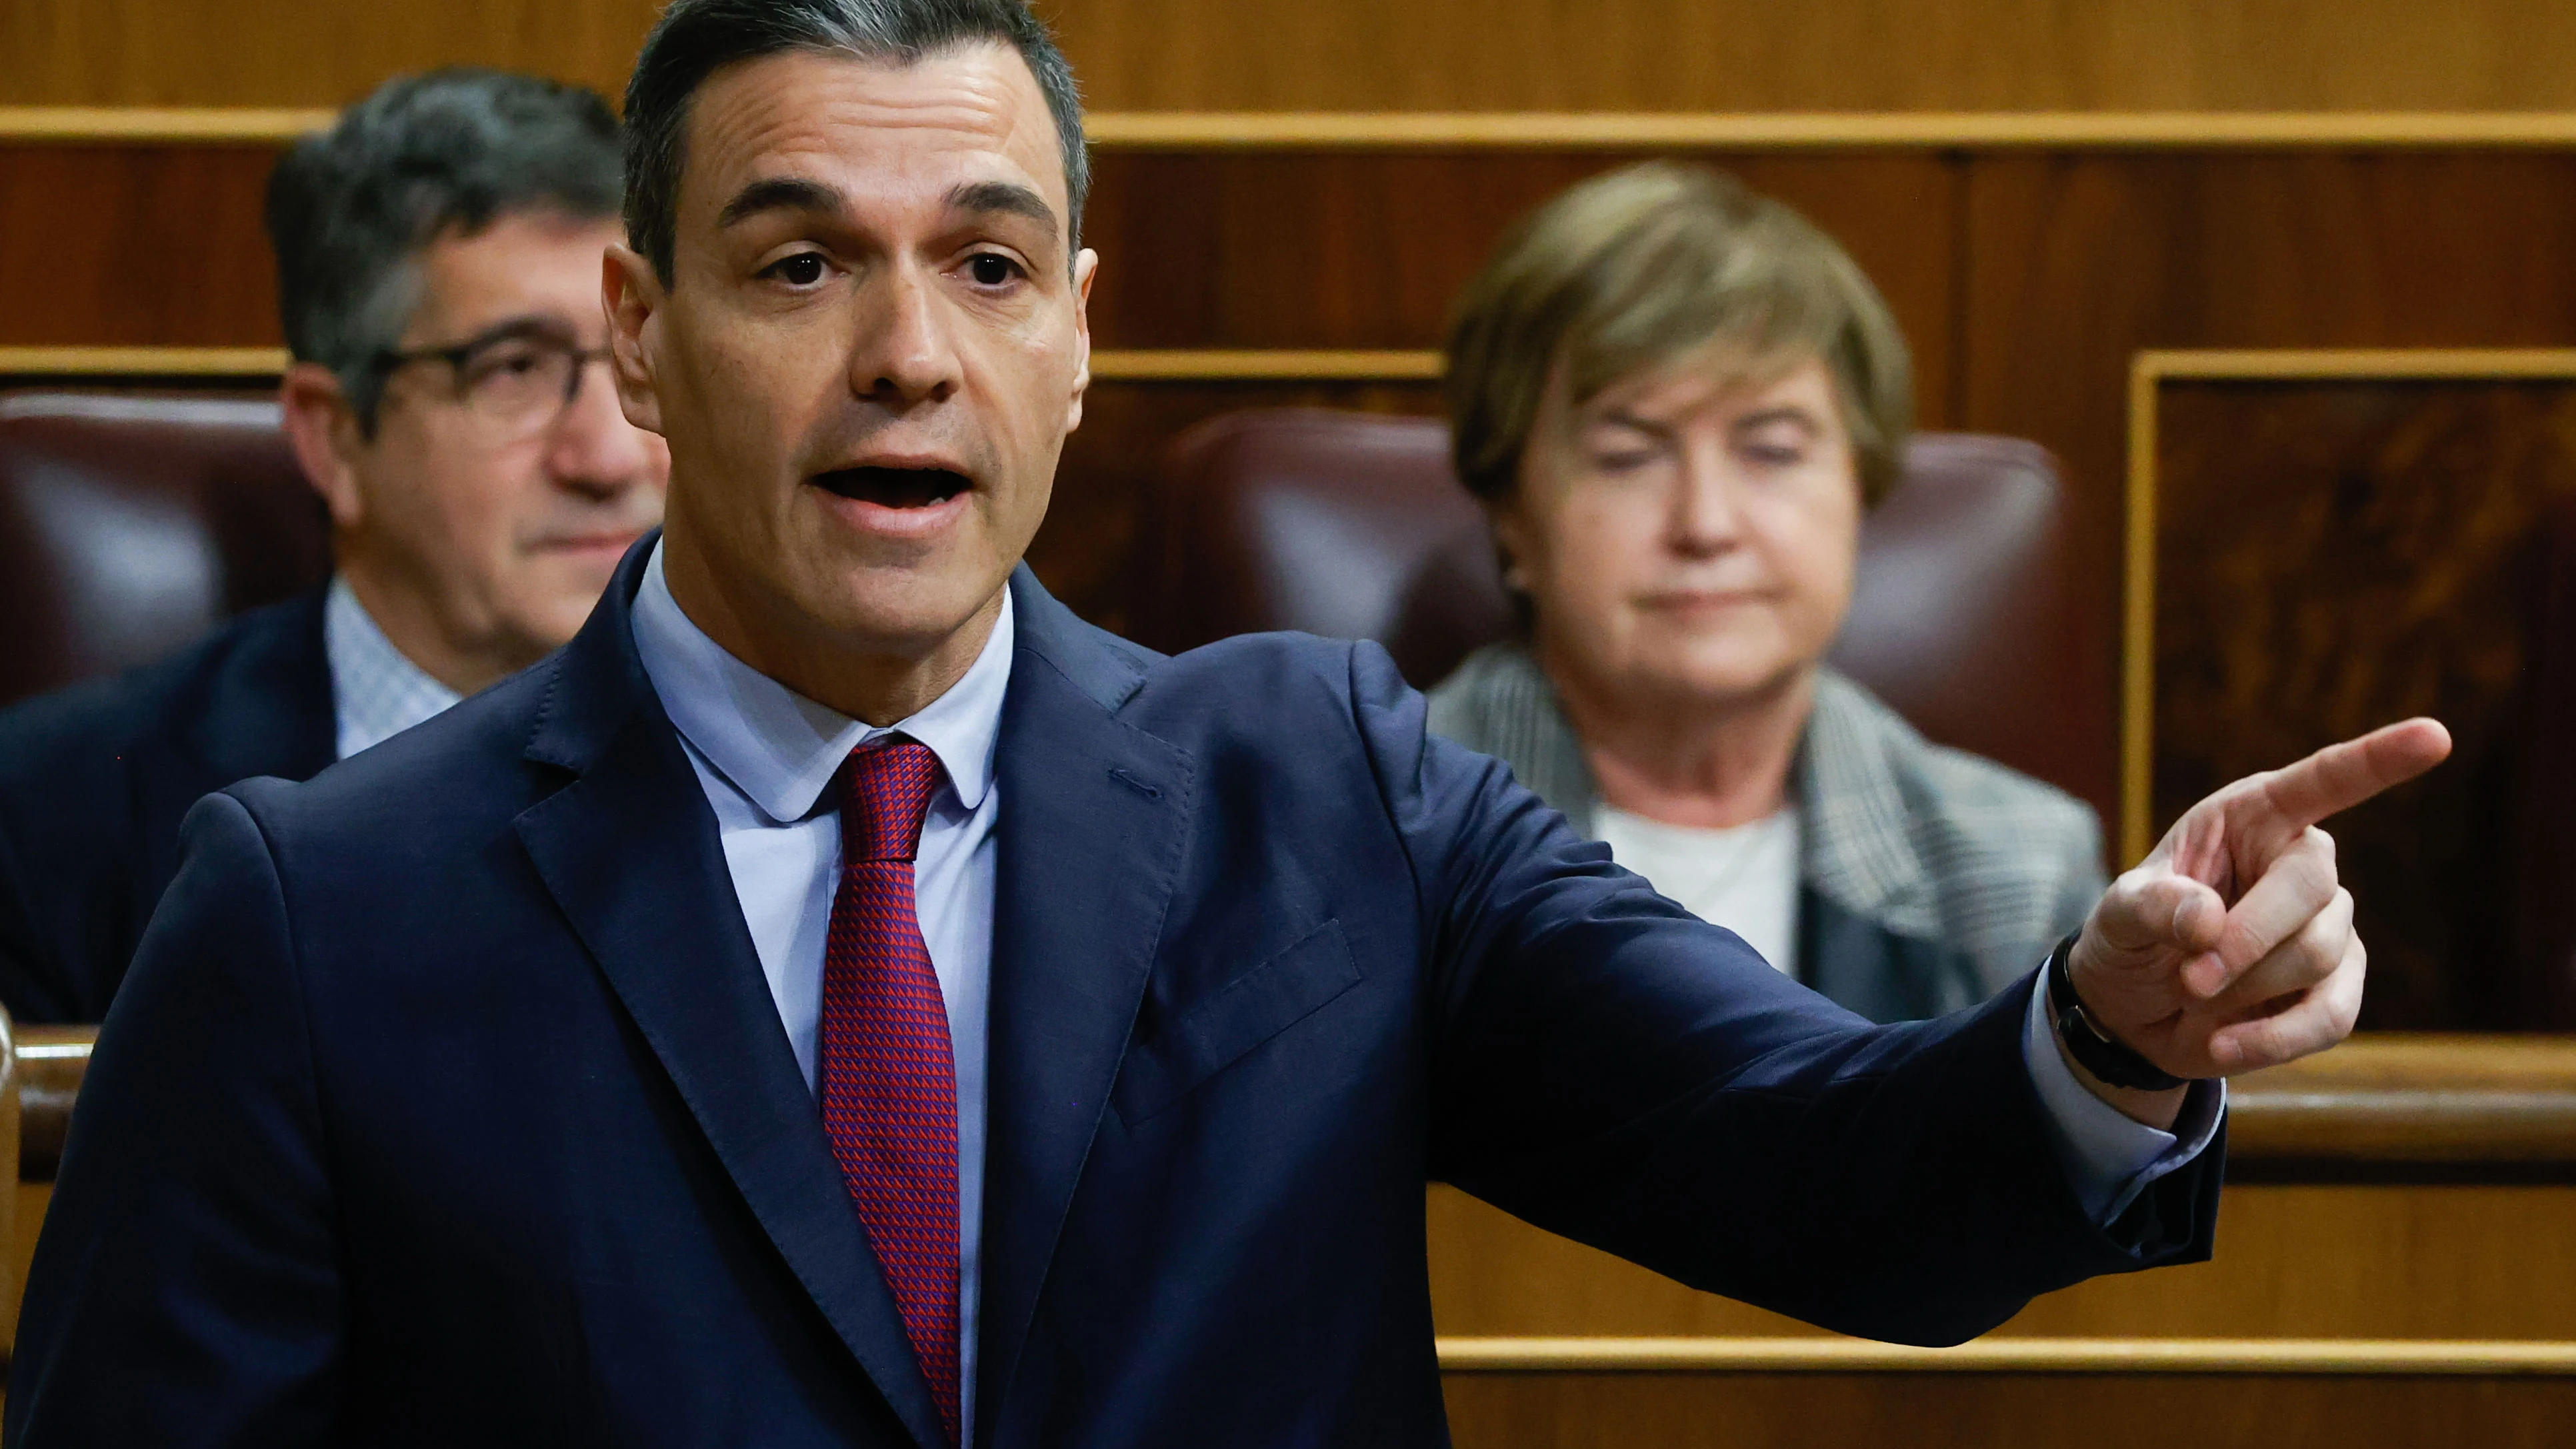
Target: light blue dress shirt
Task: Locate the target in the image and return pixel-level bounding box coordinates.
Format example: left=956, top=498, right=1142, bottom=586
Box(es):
left=630, top=543, right=1007, bottom=1447
left=627, top=539, right=2214, bottom=1424
left=323, top=577, right=463, bottom=760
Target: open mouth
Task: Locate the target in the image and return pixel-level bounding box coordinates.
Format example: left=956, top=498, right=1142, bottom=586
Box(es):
left=809, top=466, right=973, bottom=508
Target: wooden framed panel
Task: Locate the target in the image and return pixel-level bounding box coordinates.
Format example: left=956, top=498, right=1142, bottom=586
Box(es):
left=2125, top=350, right=2576, bottom=1030
left=1437, top=1362, right=2576, bottom=1449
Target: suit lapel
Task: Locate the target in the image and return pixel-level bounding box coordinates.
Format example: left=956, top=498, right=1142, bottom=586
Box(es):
left=511, top=545, right=947, bottom=1449
left=975, top=569, right=1194, bottom=1445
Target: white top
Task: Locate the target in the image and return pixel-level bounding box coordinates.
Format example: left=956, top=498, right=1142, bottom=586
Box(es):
left=627, top=542, right=1009, bottom=1447
left=323, top=576, right=463, bottom=759
left=1595, top=804, right=1804, bottom=976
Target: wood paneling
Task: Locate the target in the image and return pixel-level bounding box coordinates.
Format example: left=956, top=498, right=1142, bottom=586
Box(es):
left=1439, top=1368, right=2576, bottom=1449
left=2146, top=377, right=2576, bottom=1028
left=0, top=1, right=660, bottom=109
left=1431, top=1183, right=2576, bottom=1341
left=1961, top=153, right=2576, bottom=830
left=19, top=0, right=2576, bottom=113
left=1055, top=1, right=2576, bottom=115
left=0, top=144, right=283, bottom=348
left=1433, top=1038, right=2576, bottom=1337
left=1083, top=151, right=1960, bottom=419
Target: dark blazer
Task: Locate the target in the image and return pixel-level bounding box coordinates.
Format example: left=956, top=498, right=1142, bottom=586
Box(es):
left=0, top=591, right=335, bottom=1023
left=9, top=546, right=2220, bottom=1448
left=1428, top=645, right=2105, bottom=1021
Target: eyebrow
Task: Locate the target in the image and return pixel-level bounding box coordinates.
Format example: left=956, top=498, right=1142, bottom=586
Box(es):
left=1594, top=409, right=1678, bottom=441
left=1731, top=405, right=1824, bottom=433
left=1593, top=403, right=1825, bottom=438
left=397, top=313, right=578, bottom=361
left=716, top=176, right=847, bottom=230
left=945, top=179, right=1059, bottom=242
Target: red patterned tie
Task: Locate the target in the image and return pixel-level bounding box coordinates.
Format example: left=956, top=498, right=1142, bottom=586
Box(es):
left=821, top=736, right=960, bottom=1444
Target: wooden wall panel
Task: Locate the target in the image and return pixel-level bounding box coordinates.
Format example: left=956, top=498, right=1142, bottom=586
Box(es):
left=0, top=145, right=283, bottom=347
left=1056, top=1, right=2576, bottom=115
left=0, top=1, right=658, bottom=109
left=2149, top=378, right=2576, bottom=1029
left=18, top=0, right=2576, bottom=112
left=1961, top=153, right=2576, bottom=826
left=1439, top=1369, right=2576, bottom=1449
left=1083, top=151, right=1961, bottom=421
left=1430, top=1182, right=2576, bottom=1340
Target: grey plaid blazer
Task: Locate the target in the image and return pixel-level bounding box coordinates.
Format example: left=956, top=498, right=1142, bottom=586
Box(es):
left=1426, top=643, right=2105, bottom=1020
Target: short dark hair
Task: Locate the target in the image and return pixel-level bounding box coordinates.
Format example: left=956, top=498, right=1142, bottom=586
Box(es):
left=623, top=0, right=1088, bottom=287
left=265, top=68, right=625, bottom=431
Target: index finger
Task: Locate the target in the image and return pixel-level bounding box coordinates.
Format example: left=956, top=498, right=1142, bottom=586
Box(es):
left=2259, top=717, right=2453, bottom=829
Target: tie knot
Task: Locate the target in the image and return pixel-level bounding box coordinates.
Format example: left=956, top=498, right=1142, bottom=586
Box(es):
left=835, top=736, right=943, bottom=864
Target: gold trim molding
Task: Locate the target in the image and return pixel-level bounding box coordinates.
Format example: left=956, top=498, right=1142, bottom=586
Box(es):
left=17, top=107, right=2576, bottom=149
left=0, top=345, right=1439, bottom=385
left=0, top=108, right=333, bottom=143
left=1093, top=349, right=1439, bottom=381
left=0, top=346, right=289, bottom=377
left=1435, top=1336, right=2576, bottom=1375
left=1089, top=111, right=2576, bottom=150
left=2121, top=348, right=2576, bottom=864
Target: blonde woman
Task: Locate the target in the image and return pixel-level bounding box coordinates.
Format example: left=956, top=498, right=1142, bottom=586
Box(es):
left=1431, top=162, right=2102, bottom=1020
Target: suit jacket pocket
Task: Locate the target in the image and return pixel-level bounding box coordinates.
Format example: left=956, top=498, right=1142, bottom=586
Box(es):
left=1113, top=918, right=1362, bottom=1125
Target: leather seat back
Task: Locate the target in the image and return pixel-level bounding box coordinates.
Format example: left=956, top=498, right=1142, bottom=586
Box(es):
left=1134, top=409, right=2079, bottom=788
left=0, top=392, right=327, bottom=706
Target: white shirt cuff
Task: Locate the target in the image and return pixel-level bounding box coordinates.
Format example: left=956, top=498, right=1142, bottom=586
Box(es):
left=2021, top=973, right=2225, bottom=1224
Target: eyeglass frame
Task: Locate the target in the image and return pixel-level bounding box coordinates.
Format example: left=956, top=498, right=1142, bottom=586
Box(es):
left=365, top=317, right=616, bottom=433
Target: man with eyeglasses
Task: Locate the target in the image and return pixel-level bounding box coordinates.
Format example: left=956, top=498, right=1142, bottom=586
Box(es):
left=0, top=69, right=667, bottom=1023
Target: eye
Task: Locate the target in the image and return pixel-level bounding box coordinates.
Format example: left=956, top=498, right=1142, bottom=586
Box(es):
left=1588, top=449, right=1659, bottom=474
left=763, top=253, right=827, bottom=286
left=966, top=253, right=1023, bottom=287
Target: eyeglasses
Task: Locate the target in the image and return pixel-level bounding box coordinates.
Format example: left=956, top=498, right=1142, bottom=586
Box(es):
left=370, top=323, right=613, bottom=440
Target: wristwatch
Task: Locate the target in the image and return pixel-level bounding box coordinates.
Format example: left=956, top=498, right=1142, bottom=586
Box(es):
left=2043, top=933, right=2190, bottom=1092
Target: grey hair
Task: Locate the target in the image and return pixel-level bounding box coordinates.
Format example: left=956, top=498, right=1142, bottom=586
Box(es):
left=263, top=68, right=625, bottom=432
left=622, top=0, right=1089, bottom=287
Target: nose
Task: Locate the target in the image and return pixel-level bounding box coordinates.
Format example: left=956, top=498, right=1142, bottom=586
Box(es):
left=1667, top=436, right=1747, bottom=557
left=849, top=261, right=963, bottom=408
left=541, top=357, right=664, bottom=500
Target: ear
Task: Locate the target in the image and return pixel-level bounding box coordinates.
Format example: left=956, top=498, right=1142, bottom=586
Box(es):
left=604, top=243, right=667, bottom=436
left=1483, top=493, right=1539, bottom=594
left=277, top=363, right=369, bottom=531
left=1063, top=246, right=1098, bottom=436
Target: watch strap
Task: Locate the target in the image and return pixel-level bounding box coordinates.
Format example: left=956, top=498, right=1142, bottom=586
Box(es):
left=2043, top=933, right=2190, bottom=1092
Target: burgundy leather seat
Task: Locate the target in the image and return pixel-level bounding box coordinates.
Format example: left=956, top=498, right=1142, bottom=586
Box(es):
left=1133, top=408, right=2081, bottom=792
left=0, top=392, right=329, bottom=707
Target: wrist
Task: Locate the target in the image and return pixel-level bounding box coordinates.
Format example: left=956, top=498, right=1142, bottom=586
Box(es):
left=2045, top=932, right=2192, bottom=1094
left=2049, top=1018, right=2190, bottom=1129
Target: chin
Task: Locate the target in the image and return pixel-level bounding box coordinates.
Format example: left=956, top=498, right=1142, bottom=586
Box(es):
left=1631, top=643, right=1809, bottom=709
left=805, top=560, right=1006, bottom=653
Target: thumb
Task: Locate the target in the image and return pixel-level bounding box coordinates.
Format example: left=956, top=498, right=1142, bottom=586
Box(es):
left=2092, top=868, right=2226, bottom=964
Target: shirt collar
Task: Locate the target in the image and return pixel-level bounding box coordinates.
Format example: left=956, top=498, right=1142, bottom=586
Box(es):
left=629, top=539, right=1011, bottom=824
left=323, top=575, right=464, bottom=759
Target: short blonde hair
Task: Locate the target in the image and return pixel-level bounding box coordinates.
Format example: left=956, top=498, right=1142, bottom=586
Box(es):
left=1444, top=161, right=1913, bottom=507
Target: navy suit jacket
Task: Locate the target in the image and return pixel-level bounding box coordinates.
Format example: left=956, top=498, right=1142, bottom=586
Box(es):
left=9, top=547, right=2221, bottom=1448
left=0, top=591, right=336, bottom=1022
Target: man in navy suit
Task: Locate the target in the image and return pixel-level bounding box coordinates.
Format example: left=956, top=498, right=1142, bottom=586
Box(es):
left=7, top=1, right=2449, bottom=1444
left=0, top=70, right=666, bottom=1023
